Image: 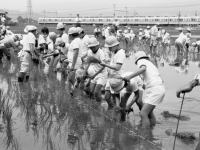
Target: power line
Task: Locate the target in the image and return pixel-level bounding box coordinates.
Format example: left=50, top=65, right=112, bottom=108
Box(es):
left=122, top=3, right=200, bottom=9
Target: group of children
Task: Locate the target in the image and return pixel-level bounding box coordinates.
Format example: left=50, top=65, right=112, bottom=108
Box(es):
left=0, top=22, right=167, bottom=130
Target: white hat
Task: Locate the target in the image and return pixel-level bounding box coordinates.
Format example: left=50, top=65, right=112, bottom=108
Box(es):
left=28, top=25, right=37, bottom=31
left=105, top=36, right=119, bottom=48
left=162, top=29, right=166, bottom=34
left=147, top=26, right=150, bottom=29
left=124, top=30, right=129, bottom=34
left=55, top=37, right=64, bottom=46
left=192, top=42, right=197, bottom=46
left=128, top=27, right=131, bottom=30
left=24, top=25, right=29, bottom=33
left=186, top=28, right=191, bottom=31
left=109, top=78, right=125, bottom=93
left=177, top=27, right=182, bottom=31
left=6, top=26, right=10, bottom=30
left=156, top=23, right=160, bottom=26
left=57, top=22, right=65, bottom=30
left=49, top=32, right=57, bottom=41
left=76, top=27, right=84, bottom=34
left=135, top=51, right=149, bottom=64
left=68, top=27, right=78, bottom=35
left=87, top=37, right=99, bottom=48
left=139, top=28, right=142, bottom=31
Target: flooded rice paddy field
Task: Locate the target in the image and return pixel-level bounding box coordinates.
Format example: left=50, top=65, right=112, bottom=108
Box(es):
left=1, top=27, right=200, bottom=150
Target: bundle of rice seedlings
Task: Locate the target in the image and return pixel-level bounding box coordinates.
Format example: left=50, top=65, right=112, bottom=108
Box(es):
left=165, top=129, right=196, bottom=141
left=161, top=111, right=190, bottom=121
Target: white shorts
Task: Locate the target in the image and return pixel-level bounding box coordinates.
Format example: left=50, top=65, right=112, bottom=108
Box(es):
left=143, top=84, right=165, bottom=106
left=91, top=76, right=107, bottom=86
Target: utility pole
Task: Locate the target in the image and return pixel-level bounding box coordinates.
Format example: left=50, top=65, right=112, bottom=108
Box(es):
left=195, top=11, right=197, bottom=16
left=125, top=7, right=127, bottom=26
left=27, top=0, right=33, bottom=25
left=114, top=4, right=116, bottom=18
left=43, top=10, right=45, bottom=25
left=177, top=11, right=181, bottom=26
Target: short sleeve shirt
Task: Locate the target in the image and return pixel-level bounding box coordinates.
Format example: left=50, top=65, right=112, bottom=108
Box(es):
left=87, top=48, right=106, bottom=76
left=80, top=34, right=89, bottom=56
left=62, top=33, right=69, bottom=44
left=0, top=37, right=17, bottom=49
left=109, top=49, right=126, bottom=76
left=137, top=59, right=163, bottom=88
left=67, top=37, right=82, bottom=68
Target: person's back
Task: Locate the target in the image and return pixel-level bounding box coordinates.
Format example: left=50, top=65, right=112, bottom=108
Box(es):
left=176, top=34, right=187, bottom=45
left=137, top=58, right=163, bottom=88
left=80, top=34, right=89, bottom=57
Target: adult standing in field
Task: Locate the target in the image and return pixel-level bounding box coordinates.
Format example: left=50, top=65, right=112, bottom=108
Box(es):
left=150, top=23, right=159, bottom=55
left=178, top=27, right=184, bottom=37
left=113, top=19, right=120, bottom=31
left=75, top=14, right=81, bottom=27
left=104, top=24, right=111, bottom=39
left=175, top=31, right=187, bottom=55
left=185, top=28, right=191, bottom=52
left=1, top=15, right=6, bottom=26
left=57, top=22, right=69, bottom=44
left=18, top=25, right=38, bottom=82
left=161, top=29, right=171, bottom=53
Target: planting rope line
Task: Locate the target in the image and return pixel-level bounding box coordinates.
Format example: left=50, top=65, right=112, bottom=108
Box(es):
left=84, top=102, right=164, bottom=150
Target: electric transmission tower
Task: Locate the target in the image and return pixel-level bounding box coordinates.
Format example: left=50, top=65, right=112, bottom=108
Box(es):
left=27, top=0, right=33, bottom=25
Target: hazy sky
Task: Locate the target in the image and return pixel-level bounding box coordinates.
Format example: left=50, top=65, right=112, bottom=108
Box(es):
left=1, top=0, right=200, bottom=17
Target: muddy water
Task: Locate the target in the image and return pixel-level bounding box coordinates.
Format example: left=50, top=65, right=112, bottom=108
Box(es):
left=0, top=49, right=200, bottom=150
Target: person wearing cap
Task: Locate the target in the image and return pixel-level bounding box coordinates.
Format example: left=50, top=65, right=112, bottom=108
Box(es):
left=123, top=51, right=165, bottom=129
left=99, top=36, right=126, bottom=107
left=77, top=27, right=90, bottom=67
left=83, top=37, right=107, bottom=102
left=185, top=28, right=191, bottom=52
left=175, top=32, right=187, bottom=55
left=67, top=27, right=82, bottom=96
left=192, top=38, right=200, bottom=53
left=94, top=25, right=101, bottom=37
left=108, top=72, right=144, bottom=114
left=18, top=25, right=38, bottom=82
left=57, top=22, right=69, bottom=44
left=144, top=26, right=151, bottom=40
left=75, top=14, right=81, bottom=27
left=177, top=27, right=184, bottom=37
left=150, top=23, right=159, bottom=54
left=48, top=32, right=57, bottom=53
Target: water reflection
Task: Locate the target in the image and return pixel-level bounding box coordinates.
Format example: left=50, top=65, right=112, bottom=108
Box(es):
left=0, top=46, right=200, bottom=150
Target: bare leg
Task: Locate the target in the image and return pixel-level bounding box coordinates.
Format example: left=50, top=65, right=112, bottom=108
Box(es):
left=140, top=103, right=156, bottom=129
left=93, top=84, right=103, bottom=102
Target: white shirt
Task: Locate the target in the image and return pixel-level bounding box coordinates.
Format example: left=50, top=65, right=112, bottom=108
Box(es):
left=87, top=48, right=107, bottom=77
left=48, top=40, right=54, bottom=53
left=176, top=34, right=187, bottom=45
left=94, top=28, right=101, bottom=33
left=38, top=35, right=51, bottom=45
left=137, top=59, right=163, bottom=88
left=104, top=27, right=110, bottom=38
left=157, top=30, right=162, bottom=38
left=1, top=17, right=5, bottom=23
left=61, top=33, right=69, bottom=44
left=186, top=33, right=191, bottom=44
left=121, top=72, right=141, bottom=93
left=162, top=32, right=170, bottom=44
left=80, top=34, right=89, bottom=56
left=22, top=32, right=36, bottom=51
left=113, top=21, right=120, bottom=27
left=67, top=38, right=82, bottom=68
left=196, top=41, right=200, bottom=46
left=109, top=49, right=126, bottom=76
left=75, top=17, right=81, bottom=22
left=6, top=30, right=14, bottom=36
left=150, top=25, right=158, bottom=39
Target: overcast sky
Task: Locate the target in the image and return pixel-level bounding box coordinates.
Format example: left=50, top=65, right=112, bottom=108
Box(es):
left=1, top=0, right=200, bottom=17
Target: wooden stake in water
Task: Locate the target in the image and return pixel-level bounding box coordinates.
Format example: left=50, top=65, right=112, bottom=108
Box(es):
left=173, top=93, right=185, bottom=150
